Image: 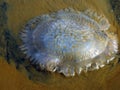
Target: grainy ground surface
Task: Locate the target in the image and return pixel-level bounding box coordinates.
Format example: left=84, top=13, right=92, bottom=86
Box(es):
left=0, top=0, right=120, bottom=90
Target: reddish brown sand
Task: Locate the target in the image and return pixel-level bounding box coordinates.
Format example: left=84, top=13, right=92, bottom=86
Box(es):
left=1, top=57, right=120, bottom=90
left=0, top=0, right=120, bottom=90
left=0, top=57, right=48, bottom=90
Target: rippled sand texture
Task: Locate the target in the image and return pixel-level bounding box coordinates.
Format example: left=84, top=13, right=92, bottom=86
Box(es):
left=0, top=0, right=120, bottom=90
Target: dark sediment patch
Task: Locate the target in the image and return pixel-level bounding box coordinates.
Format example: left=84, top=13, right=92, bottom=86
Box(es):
left=0, top=0, right=119, bottom=85
left=0, top=1, right=25, bottom=67
left=0, top=1, right=8, bottom=56
left=110, top=0, right=120, bottom=24
left=0, top=0, right=52, bottom=84
left=110, top=0, right=120, bottom=63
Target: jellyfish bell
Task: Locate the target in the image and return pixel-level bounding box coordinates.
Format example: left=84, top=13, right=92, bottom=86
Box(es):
left=20, top=8, right=118, bottom=77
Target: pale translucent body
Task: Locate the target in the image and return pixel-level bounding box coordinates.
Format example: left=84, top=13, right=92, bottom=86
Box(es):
left=21, top=8, right=118, bottom=77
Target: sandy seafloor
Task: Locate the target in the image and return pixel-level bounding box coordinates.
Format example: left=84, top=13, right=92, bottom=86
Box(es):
left=0, top=0, right=120, bottom=90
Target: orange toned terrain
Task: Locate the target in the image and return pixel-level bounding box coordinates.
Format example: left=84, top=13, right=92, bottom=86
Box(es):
left=0, top=57, right=48, bottom=90
left=1, top=56, right=120, bottom=90
left=0, top=0, right=120, bottom=90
